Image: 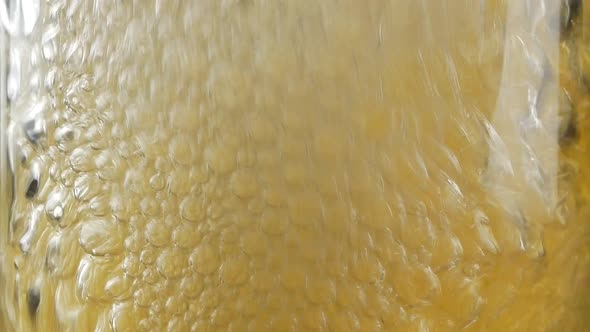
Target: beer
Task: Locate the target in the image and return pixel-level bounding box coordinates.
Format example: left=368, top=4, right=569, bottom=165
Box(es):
left=0, top=0, right=588, bottom=331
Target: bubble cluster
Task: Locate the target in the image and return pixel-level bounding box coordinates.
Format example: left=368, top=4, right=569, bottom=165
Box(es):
left=1, top=0, right=589, bottom=332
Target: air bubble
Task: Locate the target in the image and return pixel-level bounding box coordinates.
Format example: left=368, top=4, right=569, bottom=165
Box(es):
left=165, top=296, right=187, bottom=316
left=305, top=277, right=335, bottom=305
left=134, top=286, right=157, bottom=307
left=45, top=230, right=83, bottom=277
left=25, top=163, right=41, bottom=198
left=145, top=219, right=171, bottom=247
left=288, top=193, right=322, bottom=227
left=350, top=252, right=385, bottom=283
left=45, top=186, right=68, bottom=221
left=88, top=194, right=110, bottom=216
left=237, top=147, right=256, bottom=168
left=249, top=115, right=276, bottom=143
left=260, top=210, right=289, bottom=236
left=54, top=124, right=81, bottom=152
left=180, top=195, right=205, bottom=222
left=96, top=151, right=124, bottom=181
left=172, top=222, right=201, bottom=249
left=111, top=304, right=138, bottom=332
left=240, top=231, right=267, bottom=257
left=19, top=206, right=43, bottom=253
left=149, top=173, right=166, bottom=191
left=45, top=68, right=57, bottom=90
left=230, top=170, right=258, bottom=198
left=220, top=253, right=249, bottom=286
left=169, top=137, right=194, bottom=165
left=156, top=248, right=186, bottom=279
left=302, top=307, right=326, bottom=330
left=23, top=116, right=46, bottom=144
left=251, top=270, right=275, bottom=291
left=76, top=257, right=119, bottom=301
left=167, top=317, right=189, bottom=332
left=60, top=168, right=77, bottom=187
left=69, top=146, right=97, bottom=172
left=280, top=265, right=306, bottom=290
left=140, top=247, right=158, bottom=265
left=7, top=71, right=20, bottom=101
left=169, top=167, right=190, bottom=195
left=189, top=244, right=220, bottom=275
left=42, top=39, right=57, bottom=62
left=122, top=256, right=142, bottom=278
left=27, top=287, right=41, bottom=317
left=104, top=276, right=132, bottom=301
left=79, top=218, right=123, bottom=256
left=211, top=307, right=232, bottom=328
left=180, top=276, right=203, bottom=299
left=74, top=174, right=102, bottom=201
left=140, top=197, right=161, bottom=217
left=206, top=145, right=236, bottom=174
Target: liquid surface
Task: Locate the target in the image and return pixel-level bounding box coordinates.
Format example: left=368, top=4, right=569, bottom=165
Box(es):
left=0, top=1, right=589, bottom=331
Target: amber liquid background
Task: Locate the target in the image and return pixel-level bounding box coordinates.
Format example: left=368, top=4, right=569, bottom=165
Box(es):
left=0, top=0, right=589, bottom=331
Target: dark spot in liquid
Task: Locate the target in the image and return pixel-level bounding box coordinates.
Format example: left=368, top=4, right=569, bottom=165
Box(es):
left=560, top=117, right=578, bottom=145
left=562, top=0, right=581, bottom=34
left=27, top=288, right=40, bottom=317
left=23, top=119, right=44, bottom=144
left=25, top=178, right=39, bottom=199
left=560, top=93, right=578, bottom=146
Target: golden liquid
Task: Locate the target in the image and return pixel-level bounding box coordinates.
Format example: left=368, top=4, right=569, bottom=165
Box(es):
left=0, top=1, right=589, bottom=331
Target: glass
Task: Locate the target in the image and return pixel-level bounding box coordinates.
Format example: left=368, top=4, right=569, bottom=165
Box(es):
left=0, top=0, right=589, bottom=331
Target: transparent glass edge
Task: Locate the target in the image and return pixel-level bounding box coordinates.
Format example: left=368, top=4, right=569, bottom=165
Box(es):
left=0, top=0, right=12, bottom=255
